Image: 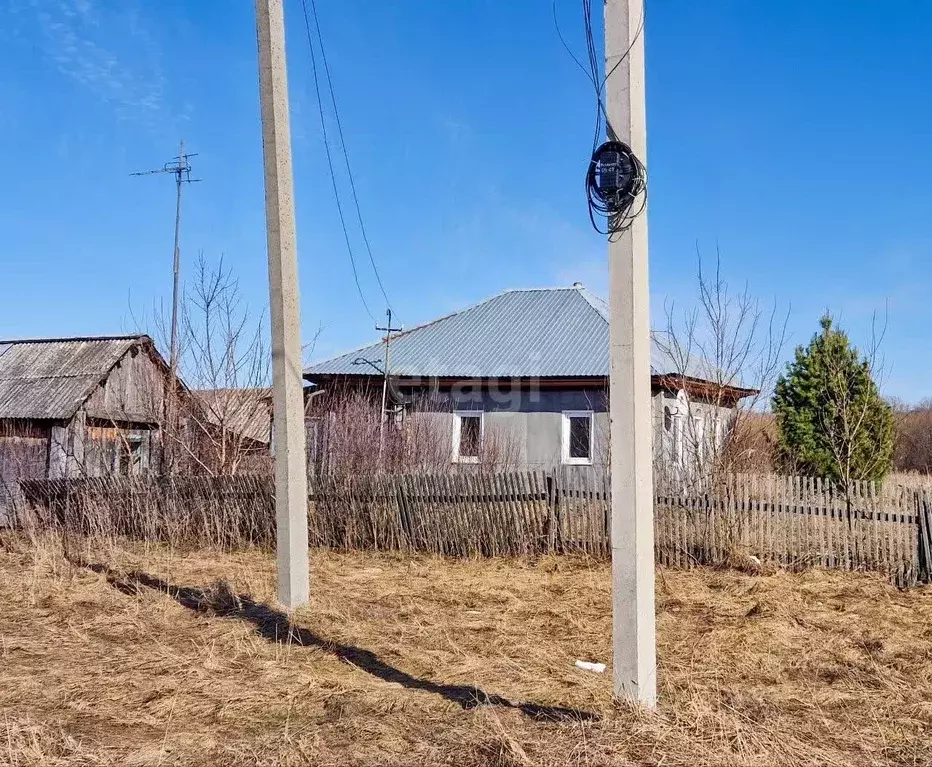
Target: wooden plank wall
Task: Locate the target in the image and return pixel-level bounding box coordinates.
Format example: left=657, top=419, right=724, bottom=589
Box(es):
left=18, top=471, right=927, bottom=586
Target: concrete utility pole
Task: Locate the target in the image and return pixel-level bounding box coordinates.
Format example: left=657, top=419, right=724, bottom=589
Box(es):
left=256, top=0, right=310, bottom=608
left=604, top=0, right=657, bottom=707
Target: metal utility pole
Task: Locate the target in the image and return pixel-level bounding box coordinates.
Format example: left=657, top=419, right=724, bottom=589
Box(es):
left=132, top=142, right=199, bottom=472
left=375, top=308, right=403, bottom=469
left=132, top=141, right=198, bottom=379
left=604, top=0, right=657, bottom=707
left=256, top=0, right=310, bottom=608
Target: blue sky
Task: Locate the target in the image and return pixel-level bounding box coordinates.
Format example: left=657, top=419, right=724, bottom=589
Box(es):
left=1, top=1, right=930, bottom=401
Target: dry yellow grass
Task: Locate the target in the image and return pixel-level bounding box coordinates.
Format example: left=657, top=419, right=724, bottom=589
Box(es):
left=1, top=533, right=931, bottom=766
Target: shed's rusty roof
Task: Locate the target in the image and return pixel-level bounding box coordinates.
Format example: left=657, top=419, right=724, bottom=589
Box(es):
left=0, top=335, right=149, bottom=420
left=194, top=388, right=272, bottom=445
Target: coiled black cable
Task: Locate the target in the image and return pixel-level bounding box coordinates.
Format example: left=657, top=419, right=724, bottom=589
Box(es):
left=586, top=140, right=646, bottom=237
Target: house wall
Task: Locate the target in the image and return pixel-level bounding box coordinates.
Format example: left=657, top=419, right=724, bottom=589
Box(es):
left=0, top=417, right=78, bottom=483
left=0, top=421, right=51, bottom=478
left=408, top=387, right=736, bottom=477
left=0, top=420, right=51, bottom=520
left=406, top=388, right=611, bottom=476
left=1, top=412, right=159, bottom=484
left=83, top=345, right=166, bottom=421
left=652, top=388, right=737, bottom=482
left=309, top=379, right=743, bottom=478
left=80, top=346, right=165, bottom=477
left=473, top=410, right=611, bottom=475
left=49, top=416, right=77, bottom=479
left=82, top=423, right=157, bottom=478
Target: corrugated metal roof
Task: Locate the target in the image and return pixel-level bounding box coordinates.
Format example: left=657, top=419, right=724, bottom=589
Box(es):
left=305, top=286, right=711, bottom=380
left=0, top=336, right=146, bottom=420
left=195, top=388, right=272, bottom=444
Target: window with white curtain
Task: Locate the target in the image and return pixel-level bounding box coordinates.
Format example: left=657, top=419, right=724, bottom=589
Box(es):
left=452, top=411, right=483, bottom=463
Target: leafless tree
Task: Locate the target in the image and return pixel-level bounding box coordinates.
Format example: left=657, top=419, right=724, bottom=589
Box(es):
left=893, top=397, right=932, bottom=474
left=144, top=254, right=274, bottom=476
left=653, top=247, right=789, bottom=489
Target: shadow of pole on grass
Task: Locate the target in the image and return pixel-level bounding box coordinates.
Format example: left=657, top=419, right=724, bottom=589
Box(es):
left=81, top=562, right=599, bottom=724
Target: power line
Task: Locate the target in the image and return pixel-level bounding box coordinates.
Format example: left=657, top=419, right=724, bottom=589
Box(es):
left=553, top=0, right=646, bottom=237
left=300, top=0, right=396, bottom=324
left=300, top=0, right=375, bottom=323
left=307, top=0, right=394, bottom=317
left=552, top=0, right=597, bottom=89
left=553, top=0, right=606, bottom=150
left=553, top=0, right=644, bottom=149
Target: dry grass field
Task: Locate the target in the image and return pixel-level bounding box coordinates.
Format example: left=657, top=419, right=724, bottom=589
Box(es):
left=1, top=533, right=931, bottom=766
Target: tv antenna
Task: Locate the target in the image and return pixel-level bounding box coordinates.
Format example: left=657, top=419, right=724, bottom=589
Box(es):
left=132, top=140, right=200, bottom=468
left=132, top=140, right=200, bottom=377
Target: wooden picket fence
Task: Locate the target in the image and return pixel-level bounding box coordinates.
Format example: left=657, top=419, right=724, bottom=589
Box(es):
left=17, top=470, right=932, bottom=586
left=656, top=475, right=927, bottom=587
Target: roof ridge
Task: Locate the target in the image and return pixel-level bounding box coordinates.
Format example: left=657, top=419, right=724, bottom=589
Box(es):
left=574, top=286, right=609, bottom=323
left=393, top=287, right=582, bottom=339
left=0, top=334, right=148, bottom=345
left=0, top=374, right=104, bottom=381
left=572, top=291, right=671, bottom=349
left=492, top=285, right=585, bottom=294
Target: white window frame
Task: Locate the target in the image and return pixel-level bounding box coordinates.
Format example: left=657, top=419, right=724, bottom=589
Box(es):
left=452, top=410, right=483, bottom=464
left=561, top=410, right=594, bottom=466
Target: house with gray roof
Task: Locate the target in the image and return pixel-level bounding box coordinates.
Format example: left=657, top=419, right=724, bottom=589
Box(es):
left=0, top=335, right=171, bottom=499
left=304, top=284, right=757, bottom=475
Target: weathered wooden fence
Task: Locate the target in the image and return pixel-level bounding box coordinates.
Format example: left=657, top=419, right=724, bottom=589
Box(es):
left=18, top=471, right=932, bottom=586
left=656, top=475, right=928, bottom=587
left=19, top=475, right=277, bottom=550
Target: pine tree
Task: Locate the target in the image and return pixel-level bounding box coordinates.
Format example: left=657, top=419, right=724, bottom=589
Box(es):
left=772, top=315, right=895, bottom=484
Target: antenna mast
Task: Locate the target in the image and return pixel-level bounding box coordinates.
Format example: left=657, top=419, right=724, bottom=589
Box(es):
left=132, top=140, right=200, bottom=470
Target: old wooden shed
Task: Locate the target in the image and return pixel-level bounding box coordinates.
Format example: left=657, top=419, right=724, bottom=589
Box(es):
left=0, top=335, right=171, bottom=495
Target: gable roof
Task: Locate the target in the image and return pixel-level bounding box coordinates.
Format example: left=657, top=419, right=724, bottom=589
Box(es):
left=194, top=388, right=272, bottom=445
left=305, top=285, right=715, bottom=381
left=0, top=335, right=152, bottom=420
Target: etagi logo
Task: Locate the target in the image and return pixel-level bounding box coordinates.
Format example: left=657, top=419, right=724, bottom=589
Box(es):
left=383, top=354, right=543, bottom=413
